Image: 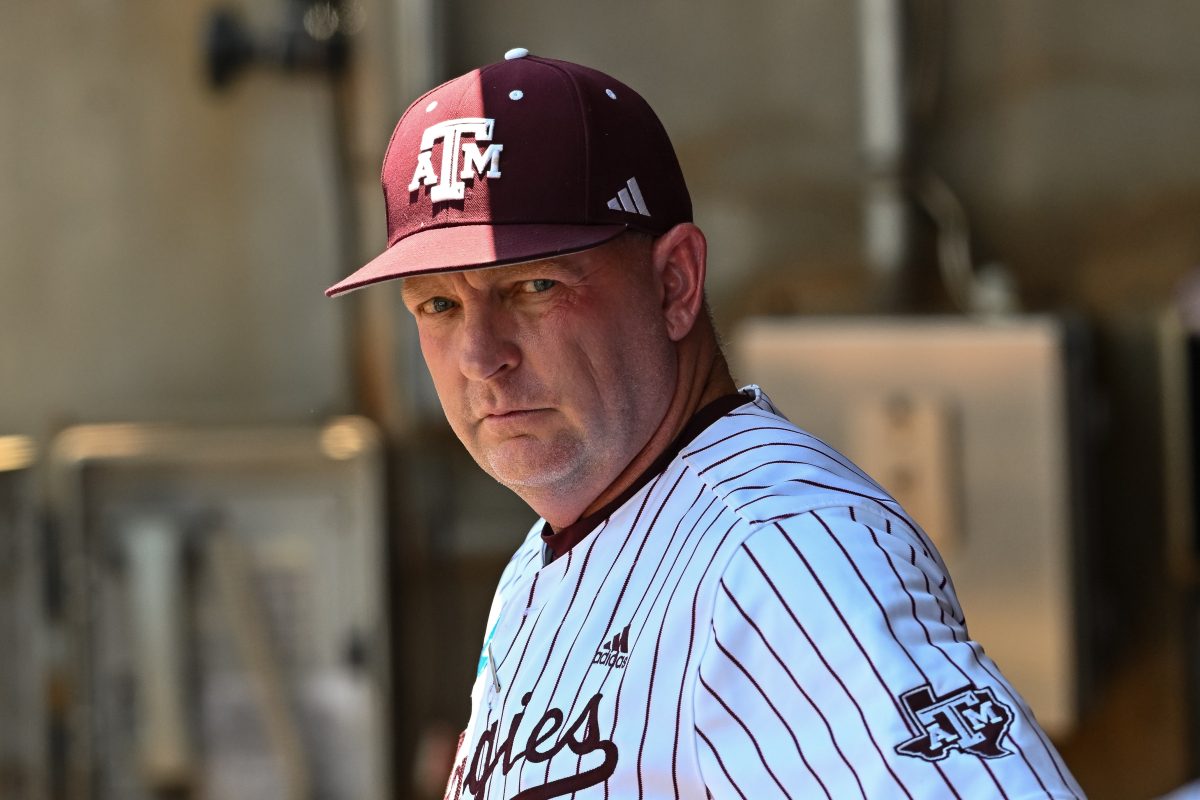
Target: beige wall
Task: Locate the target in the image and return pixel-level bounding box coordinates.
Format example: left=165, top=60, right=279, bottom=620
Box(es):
left=930, top=1, right=1200, bottom=311
left=0, top=2, right=351, bottom=437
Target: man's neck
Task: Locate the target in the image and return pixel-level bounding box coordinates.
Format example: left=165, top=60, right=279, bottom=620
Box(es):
left=564, top=333, right=737, bottom=528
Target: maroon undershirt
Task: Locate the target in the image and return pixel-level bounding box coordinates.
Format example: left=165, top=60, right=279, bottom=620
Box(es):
left=540, top=392, right=751, bottom=562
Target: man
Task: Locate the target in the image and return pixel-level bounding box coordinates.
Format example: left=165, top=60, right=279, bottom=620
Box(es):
left=328, top=49, right=1082, bottom=799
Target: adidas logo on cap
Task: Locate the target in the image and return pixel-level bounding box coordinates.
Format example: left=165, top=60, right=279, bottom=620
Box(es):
left=606, top=177, right=650, bottom=217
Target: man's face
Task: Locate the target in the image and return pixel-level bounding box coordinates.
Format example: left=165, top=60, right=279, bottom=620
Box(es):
left=400, top=235, right=677, bottom=499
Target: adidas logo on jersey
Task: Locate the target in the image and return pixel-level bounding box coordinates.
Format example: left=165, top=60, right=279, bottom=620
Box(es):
left=592, top=623, right=630, bottom=669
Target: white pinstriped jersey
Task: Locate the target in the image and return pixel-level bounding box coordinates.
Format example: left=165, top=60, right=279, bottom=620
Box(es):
left=444, top=386, right=1082, bottom=799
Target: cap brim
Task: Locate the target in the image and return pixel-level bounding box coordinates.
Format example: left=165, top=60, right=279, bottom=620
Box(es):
left=325, top=223, right=628, bottom=297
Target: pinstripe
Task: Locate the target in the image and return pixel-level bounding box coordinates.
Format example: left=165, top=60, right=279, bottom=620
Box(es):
left=563, top=466, right=693, bottom=791
left=741, top=538, right=916, bottom=798
left=708, top=628, right=834, bottom=800
left=764, top=524, right=909, bottom=722
left=880, top=509, right=944, bottom=581
left=583, top=489, right=720, bottom=796
left=696, top=442, right=881, bottom=491
left=703, top=441, right=879, bottom=489
left=980, top=759, right=1014, bottom=800
left=739, top=478, right=946, bottom=568
left=683, top=425, right=807, bottom=458
left=774, top=514, right=975, bottom=800
left=465, top=705, right=496, bottom=799
left=806, top=511, right=967, bottom=799
left=622, top=496, right=723, bottom=797
left=537, top=484, right=710, bottom=796
left=498, top=547, right=541, bottom=597
left=697, top=674, right=794, bottom=799
left=528, top=480, right=656, bottom=791
left=495, top=573, right=542, bottom=673
left=923, top=552, right=964, bottom=627
left=497, top=524, right=609, bottom=796
left=500, top=533, right=597, bottom=797
left=489, top=602, right=548, bottom=800
left=964, top=640, right=1081, bottom=797
left=716, top=580, right=867, bottom=799
left=695, top=727, right=748, bottom=800
left=604, top=475, right=705, bottom=716
left=864, top=525, right=965, bottom=686
left=812, top=512, right=947, bottom=684
left=863, top=518, right=1054, bottom=799
left=599, top=482, right=712, bottom=797
left=916, top=566, right=1032, bottom=796
left=672, top=516, right=740, bottom=799
left=709, top=458, right=832, bottom=490
left=757, top=477, right=892, bottom=507
left=738, top=496, right=935, bottom=565
left=539, top=531, right=606, bottom=701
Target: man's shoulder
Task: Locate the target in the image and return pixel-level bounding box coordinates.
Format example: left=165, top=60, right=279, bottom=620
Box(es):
left=680, top=387, right=899, bottom=527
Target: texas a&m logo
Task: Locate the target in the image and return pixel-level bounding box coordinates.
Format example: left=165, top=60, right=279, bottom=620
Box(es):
left=895, top=682, right=1014, bottom=762
left=408, top=117, right=504, bottom=202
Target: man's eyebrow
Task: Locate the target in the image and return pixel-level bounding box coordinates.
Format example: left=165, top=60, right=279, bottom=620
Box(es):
left=497, top=259, right=582, bottom=279
left=399, top=277, right=447, bottom=301
left=399, top=259, right=584, bottom=301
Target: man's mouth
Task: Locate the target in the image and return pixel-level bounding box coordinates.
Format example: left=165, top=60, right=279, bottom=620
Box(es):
left=485, top=408, right=542, bottom=419
left=479, top=408, right=550, bottom=431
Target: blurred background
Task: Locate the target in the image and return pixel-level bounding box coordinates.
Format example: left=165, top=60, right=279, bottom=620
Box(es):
left=2, top=1, right=1199, bottom=798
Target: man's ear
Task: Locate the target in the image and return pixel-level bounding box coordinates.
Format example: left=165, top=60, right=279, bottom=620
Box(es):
left=651, top=223, right=708, bottom=342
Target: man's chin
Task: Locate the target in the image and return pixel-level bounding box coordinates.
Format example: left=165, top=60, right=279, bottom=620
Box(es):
left=482, top=437, right=583, bottom=491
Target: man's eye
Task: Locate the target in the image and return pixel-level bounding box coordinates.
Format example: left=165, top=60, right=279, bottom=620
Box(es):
left=420, top=297, right=455, bottom=314
left=522, top=279, right=557, bottom=293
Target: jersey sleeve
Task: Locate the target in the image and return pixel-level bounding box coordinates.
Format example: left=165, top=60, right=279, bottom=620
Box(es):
left=692, top=506, right=1082, bottom=799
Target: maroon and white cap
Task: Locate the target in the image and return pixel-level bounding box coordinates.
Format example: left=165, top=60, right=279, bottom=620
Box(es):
left=325, top=48, right=692, bottom=296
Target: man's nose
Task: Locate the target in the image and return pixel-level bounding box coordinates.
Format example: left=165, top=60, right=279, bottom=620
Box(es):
left=458, top=305, right=520, bottom=381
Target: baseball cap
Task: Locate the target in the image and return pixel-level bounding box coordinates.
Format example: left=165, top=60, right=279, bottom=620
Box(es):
left=325, top=48, right=692, bottom=297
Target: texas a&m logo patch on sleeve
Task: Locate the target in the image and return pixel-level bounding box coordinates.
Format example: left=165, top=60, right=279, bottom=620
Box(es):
left=894, top=682, right=1015, bottom=762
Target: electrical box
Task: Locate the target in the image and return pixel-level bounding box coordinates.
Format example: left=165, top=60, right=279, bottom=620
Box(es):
left=50, top=418, right=389, bottom=800
left=0, top=436, right=43, bottom=800
left=733, top=315, right=1086, bottom=736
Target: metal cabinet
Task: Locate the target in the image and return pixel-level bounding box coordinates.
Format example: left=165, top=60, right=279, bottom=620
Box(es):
left=0, top=436, right=43, bottom=800
left=50, top=419, right=389, bottom=800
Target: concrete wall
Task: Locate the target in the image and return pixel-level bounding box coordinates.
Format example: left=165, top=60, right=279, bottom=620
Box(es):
left=0, top=2, right=351, bottom=437
left=930, top=1, right=1200, bottom=312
